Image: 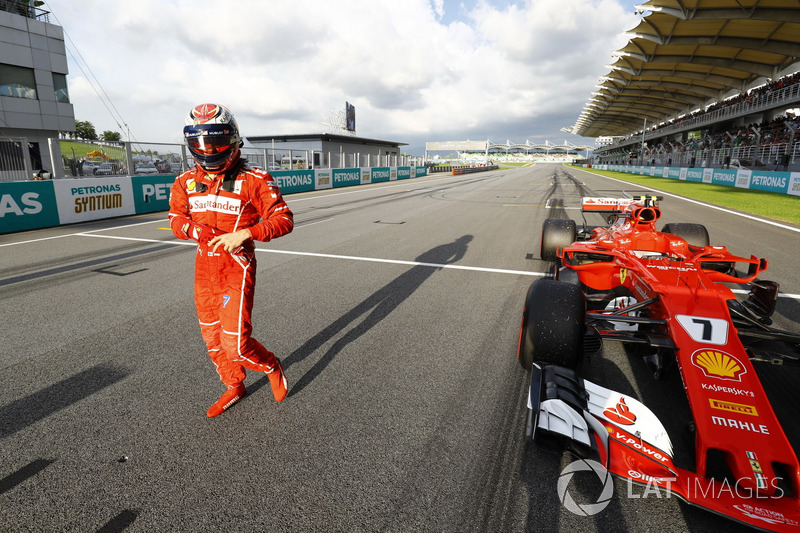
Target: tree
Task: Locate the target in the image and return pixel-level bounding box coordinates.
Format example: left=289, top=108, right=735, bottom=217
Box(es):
left=12, top=0, right=45, bottom=17
left=75, top=120, right=98, bottom=141
left=101, top=131, right=121, bottom=142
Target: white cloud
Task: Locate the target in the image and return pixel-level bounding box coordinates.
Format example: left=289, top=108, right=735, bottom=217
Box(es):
left=432, top=0, right=446, bottom=20
left=46, top=0, right=638, bottom=152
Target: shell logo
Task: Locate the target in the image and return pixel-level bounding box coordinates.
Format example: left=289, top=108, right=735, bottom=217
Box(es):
left=691, top=349, right=747, bottom=381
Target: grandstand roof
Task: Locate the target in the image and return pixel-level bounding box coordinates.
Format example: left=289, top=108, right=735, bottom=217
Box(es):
left=487, top=140, right=594, bottom=152
left=572, top=0, right=800, bottom=138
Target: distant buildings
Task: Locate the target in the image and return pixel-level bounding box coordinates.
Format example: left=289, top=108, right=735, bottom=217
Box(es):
left=246, top=133, right=408, bottom=168
left=0, top=4, right=75, bottom=179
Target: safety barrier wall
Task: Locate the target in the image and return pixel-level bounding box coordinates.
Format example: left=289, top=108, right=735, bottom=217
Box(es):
left=451, top=165, right=499, bottom=175
left=583, top=164, right=800, bottom=197
left=0, top=165, right=429, bottom=234
left=429, top=165, right=499, bottom=174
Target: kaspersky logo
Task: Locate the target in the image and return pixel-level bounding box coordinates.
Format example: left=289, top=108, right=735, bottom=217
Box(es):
left=691, top=349, right=747, bottom=381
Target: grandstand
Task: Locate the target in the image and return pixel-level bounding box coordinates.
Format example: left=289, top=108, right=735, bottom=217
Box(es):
left=569, top=0, right=800, bottom=171
left=426, top=139, right=593, bottom=165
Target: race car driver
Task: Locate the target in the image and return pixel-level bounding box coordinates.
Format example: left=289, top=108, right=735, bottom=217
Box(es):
left=168, top=103, right=294, bottom=417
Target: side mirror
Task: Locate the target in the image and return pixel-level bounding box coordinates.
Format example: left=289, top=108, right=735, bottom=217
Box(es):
left=743, top=279, right=779, bottom=319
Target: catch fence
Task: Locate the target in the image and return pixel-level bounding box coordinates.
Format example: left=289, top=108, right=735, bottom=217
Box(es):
left=1, top=137, right=420, bottom=181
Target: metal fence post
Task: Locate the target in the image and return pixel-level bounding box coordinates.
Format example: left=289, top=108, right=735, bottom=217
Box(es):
left=125, top=142, right=135, bottom=176
left=47, top=137, right=65, bottom=178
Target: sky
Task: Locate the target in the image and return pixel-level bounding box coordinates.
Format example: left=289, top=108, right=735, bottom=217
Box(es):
left=44, top=0, right=644, bottom=155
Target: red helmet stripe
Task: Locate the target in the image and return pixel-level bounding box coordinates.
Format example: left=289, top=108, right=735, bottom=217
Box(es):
left=191, top=104, right=221, bottom=124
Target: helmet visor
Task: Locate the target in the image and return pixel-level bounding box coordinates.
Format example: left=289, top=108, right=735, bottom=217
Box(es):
left=184, top=124, right=235, bottom=155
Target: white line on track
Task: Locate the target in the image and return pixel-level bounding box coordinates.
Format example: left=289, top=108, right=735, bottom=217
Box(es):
left=253, top=247, right=547, bottom=277
left=0, top=218, right=166, bottom=247
left=81, top=219, right=163, bottom=233
left=0, top=233, right=72, bottom=247
left=295, top=218, right=333, bottom=228
left=3, top=171, right=799, bottom=300
left=75, top=232, right=547, bottom=278
left=69, top=232, right=800, bottom=299
left=0, top=175, right=459, bottom=248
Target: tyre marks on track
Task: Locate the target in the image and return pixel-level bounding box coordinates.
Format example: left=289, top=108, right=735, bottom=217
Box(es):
left=541, top=169, right=593, bottom=220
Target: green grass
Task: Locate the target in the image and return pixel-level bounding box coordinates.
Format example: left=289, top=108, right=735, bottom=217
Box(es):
left=498, top=162, right=533, bottom=167
left=59, top=140, right=174, bottom=162
left=59, top=140, right=127, bottom=161
left=569, top=165, right=800, bottom=226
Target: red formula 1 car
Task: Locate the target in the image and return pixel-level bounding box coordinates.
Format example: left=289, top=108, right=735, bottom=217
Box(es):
left=518, top=195, right=800, bottom=531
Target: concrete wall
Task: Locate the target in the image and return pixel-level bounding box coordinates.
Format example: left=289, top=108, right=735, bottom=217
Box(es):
left=0, top=9, right=75, bottom=174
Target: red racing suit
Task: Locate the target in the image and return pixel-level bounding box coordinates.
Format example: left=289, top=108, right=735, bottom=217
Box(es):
left=168, top=161, right=293, bottom=388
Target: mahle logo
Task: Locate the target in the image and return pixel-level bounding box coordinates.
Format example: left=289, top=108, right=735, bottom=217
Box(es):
left=557, top=459, right=614, bottom=516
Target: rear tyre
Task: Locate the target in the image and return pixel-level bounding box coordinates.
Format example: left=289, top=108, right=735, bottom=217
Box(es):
left=540, top=218, right=577, bottom=261
left=661, top=222, right=709, bottom=247
left=517, top=279, right=585, bottom=371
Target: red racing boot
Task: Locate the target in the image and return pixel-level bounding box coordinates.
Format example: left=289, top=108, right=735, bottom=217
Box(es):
left=206, top=384, right=246, bottom=417
left=265, top=359, right=288, bottom=402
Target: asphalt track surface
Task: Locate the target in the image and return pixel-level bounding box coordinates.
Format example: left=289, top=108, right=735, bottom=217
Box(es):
left=1, top=163, right=799, bottom=532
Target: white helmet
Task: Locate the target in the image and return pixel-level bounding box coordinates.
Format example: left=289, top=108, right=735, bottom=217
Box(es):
left=183, top=103, right=242, bottom=173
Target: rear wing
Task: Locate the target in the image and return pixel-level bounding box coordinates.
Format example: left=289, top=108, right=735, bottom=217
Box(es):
left=581, top=195, right=662, bottom=213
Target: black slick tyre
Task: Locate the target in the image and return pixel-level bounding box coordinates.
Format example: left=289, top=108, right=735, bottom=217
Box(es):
left=517, top=279, right=585, bottom=371
left=540, top=218, right=576, bottom=262
left=661, top=222, right=709, bottom=247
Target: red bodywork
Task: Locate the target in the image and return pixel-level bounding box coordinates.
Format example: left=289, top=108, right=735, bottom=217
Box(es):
left=559, top=197, right=800, bottom=530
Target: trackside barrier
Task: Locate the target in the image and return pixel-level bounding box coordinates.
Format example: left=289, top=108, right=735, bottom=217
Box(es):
left=0, top=165, right=429, bottom=234
left=582, top=164, right=800, bottom=197
left=451, top=165, right=499, bottom=175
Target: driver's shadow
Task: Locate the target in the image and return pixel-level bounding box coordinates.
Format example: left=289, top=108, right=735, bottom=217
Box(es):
left=278, top=235, right=473, bottom=397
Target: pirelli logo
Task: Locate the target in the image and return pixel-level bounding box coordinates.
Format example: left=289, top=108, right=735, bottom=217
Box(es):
left=709, top=398, right=758, bottom=417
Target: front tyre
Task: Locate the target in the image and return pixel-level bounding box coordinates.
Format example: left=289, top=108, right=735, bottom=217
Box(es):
left=661, top=222, right=709, bottom=247
left=517, top=279, right=585, bottom=371
left=540, top=218, right=576, bottom=262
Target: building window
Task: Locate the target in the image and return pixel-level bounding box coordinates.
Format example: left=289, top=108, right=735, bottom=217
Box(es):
left=0, top=139, right=25, bottom=170
left=0, top=64, right=37, bottom=99
left=53, top=73, right=69, bottom=103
